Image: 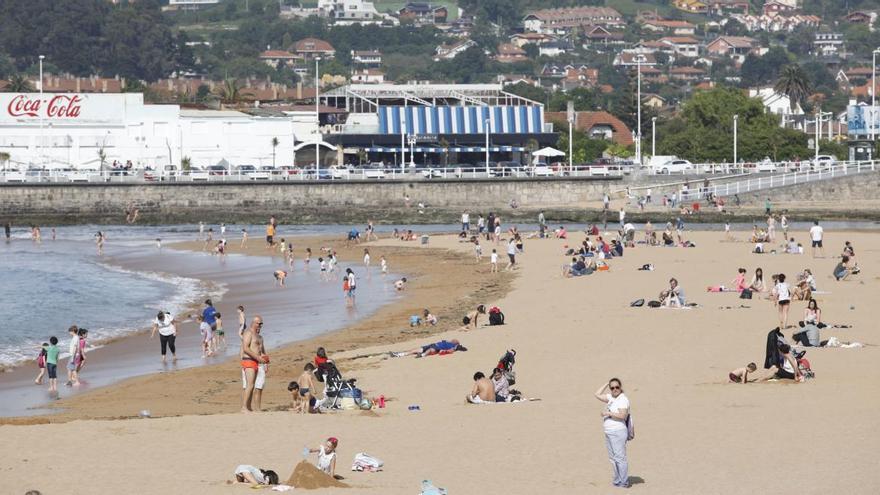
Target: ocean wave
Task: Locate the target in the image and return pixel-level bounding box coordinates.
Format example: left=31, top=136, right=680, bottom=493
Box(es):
left=0, top=263, right=227, bottom=370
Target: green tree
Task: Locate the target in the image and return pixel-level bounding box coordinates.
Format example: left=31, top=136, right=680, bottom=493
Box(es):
left=4, top=74, right=33, bottom=92
left=271, top=136, right=279, bottom=167
left=215, top=78, right=243, bottom=104
left=774, top=64, right=812, bottom=113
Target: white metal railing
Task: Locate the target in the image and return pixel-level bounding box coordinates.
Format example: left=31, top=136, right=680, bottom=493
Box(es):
left=678, top=161, right=876, bottom=202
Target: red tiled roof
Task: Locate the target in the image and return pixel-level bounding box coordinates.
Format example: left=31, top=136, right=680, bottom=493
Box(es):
left=292, top=38, right=335, bottom=53
left=545, top=110, right=633, bottom=146
left=260, top=50, right=297, bottom=59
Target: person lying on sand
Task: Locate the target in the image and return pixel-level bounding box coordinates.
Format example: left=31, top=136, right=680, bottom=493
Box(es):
left=466, top=371, right=496, bottom=403
left=729, top=363, right=757, bottom=383
left=307, top=437, right=342, bottom=479
left=233, top=465, right=278, bottom=487
left=392, top=339, right=466, bottom=358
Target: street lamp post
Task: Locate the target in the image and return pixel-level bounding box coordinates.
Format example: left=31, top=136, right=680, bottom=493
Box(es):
left=635, top=54, right=644, bottom=166
left=315, top=57, right=321, bottom=178
left=733, top=114, right=738, bottom=172
left=38, top=54, right=45, bottom=167
left=567, top=100, right=574, bottom=174
left=873, top=49, right=880, bottom=141
left=407, top=135, right=416, bottom=170
left=651, top=116, right=656, bottom=158
left=401, top=100, right=407, bottom=172
left=484, top=118, right=490, bottom=176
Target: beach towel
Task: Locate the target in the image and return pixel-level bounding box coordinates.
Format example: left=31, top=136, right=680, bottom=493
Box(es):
left=351, top=452, right=384, bottom=472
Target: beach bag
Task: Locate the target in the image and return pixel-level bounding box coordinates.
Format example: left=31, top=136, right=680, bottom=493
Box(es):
left=740, top=289, right=753, bottom=300
left=488, top=307, right=505, bottom=326
left=647, top=300, right=662, bottom=308
left=626, top=414, right=635, bottom=441
left=352, top=452, right=384, bottom=472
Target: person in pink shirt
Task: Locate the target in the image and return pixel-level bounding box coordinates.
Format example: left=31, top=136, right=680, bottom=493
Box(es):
left=732, top=268, right=748, bottom=292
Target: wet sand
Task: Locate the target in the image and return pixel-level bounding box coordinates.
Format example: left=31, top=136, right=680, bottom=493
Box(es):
left=2, top=228, right=879, bottom=494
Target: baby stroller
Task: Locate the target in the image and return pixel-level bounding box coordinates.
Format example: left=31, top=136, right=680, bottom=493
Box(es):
left=316, top=361, right=362, bottom=410
left=496, top=349, right=516, bottom=386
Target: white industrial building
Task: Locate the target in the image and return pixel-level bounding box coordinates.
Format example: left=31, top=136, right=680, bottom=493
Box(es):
left=0, top=93, right=325, bottom=170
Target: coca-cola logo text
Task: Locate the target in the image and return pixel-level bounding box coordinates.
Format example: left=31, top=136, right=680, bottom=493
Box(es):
left=7, top=94, right=83, bottom=119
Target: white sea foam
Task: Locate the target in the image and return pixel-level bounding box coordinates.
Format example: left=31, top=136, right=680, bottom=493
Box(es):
left=0, top=263, right=227, bottom=370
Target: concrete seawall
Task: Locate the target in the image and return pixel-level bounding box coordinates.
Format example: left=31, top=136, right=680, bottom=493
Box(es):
left=0, top=178, right=619, bottom=224
left=0, top=171, right=877, bottom=225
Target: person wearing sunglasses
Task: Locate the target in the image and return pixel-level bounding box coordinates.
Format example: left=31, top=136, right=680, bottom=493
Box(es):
left=595, top=378, right=631, bottom=488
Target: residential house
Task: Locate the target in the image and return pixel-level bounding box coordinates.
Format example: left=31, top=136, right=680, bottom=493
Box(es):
left=844, top=67, right=873, bottom=82
left=434, top=39, right=476, bottom=61
left=539, top=41, right=568, bottom=57
left=398, top=2, right=447, bottom=24
left=523, top=6, right=624, bottom=35
left=540, top=64, right=568, bottom=78
left=350, top=68, right=385, bottom=84
left=844, top=11, right=878, bottom=29
left=637, top=66, right=665, bottom=83
left=561, top=66, right=599, bottom=90
left=706, top=36, right=757, bottom=62
left=613, top=51, right=658, bottom=67
left=734, top=13, right=821, bottom=33
left=659, top=37, right=700, bottom=58
left=546, top=111, right=634, bottom=146
left=292, top=38, right=336, bottom=59
left=260, top=50, right=298, bottom=69
left=318, top=0, right=378, bottom=20
left=707, top=0, right=750, bottom=14
left=351, top=50, right=383, bottom=67
left=642, top=93, right=667, bottom=109
left=509, top=33, right=558, bottom=48
left=166, top=0, right=220, bottom=10
left=497, top=74, right=540, bottom=87
left=762, top=0, right=796, bottom=16
left=634, top=40, right=667, bottom=55
left=582, top=25, right=625, bottom=45
left=748, top=87, right=803, bottom=117
left=675, top=0, right=707, bottom=14
left=641, top=19, right=697, bottom=36
left=496, top=43, right=529, bottom=63
left=669, top=66, right=706, bottom=81
left=813, top=33, right=845, bottom=58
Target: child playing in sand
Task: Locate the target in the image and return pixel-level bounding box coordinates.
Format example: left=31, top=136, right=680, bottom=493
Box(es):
left=274, top=269, right=288, bottom=287
left=474, top=240, right=482, bottom=261
left=423, top=309, right=437, bottom=326
left=308, top=438, right=339, bottom=477
left=198, top=315, right=213, bottom=357
left=288, top=381, right=305, bottom=413
left=729, top=363, right=757, bottom=383
left=490, top=249, right=498, bottom=272
left=214, top=313, right=226, bottom=349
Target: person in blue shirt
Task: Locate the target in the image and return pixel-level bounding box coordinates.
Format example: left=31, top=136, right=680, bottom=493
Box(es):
left=202, top=299, right=218, bottom=330
left=393, top=339, right=466, bottom=358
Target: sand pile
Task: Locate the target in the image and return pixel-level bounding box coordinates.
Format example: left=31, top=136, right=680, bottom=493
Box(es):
left=286, top=461, right=348, bottom=489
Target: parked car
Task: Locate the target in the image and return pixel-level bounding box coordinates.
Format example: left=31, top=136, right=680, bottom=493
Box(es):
left=363, top=167, right=386, bottom=179
left=530, top=164, right=556, bottom=177
left=813, top=155, right=837, bottom=170
left=328, top=165, right=352, bottom=180
left=189, top=167, right=210, bottom=181
left=421, top=167, right=447, bottom=179
left=755, top=157, right=777, bottom=173
left=654, top=159, right=694, bottom=175
left=207, top=164, right=229, bottom=176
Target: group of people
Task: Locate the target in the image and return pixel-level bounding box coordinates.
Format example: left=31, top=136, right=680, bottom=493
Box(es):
left=34, top=326, right=88, bottom=394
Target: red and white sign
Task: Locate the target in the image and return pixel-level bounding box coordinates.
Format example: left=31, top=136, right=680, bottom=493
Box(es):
left=0, top=93, right=129, bottom=124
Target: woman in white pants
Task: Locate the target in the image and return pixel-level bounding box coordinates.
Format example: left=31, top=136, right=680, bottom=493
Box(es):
left=595, top=378, right=631, bottom=488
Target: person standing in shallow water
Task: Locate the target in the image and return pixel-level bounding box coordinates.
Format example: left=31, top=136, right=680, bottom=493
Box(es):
left=595, top=378, right=631, bottom=488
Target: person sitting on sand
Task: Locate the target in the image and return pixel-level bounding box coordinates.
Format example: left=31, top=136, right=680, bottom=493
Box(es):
left=759, top=343, right=802, bottom=382
left=659, top=278, right=685, bottom=308
left=423, top=309, right=437, bottom=326
left=288, top=381, right=306, bottom=413
left=308, top=438, right=339, bottom=478
left=793, top=299, right=825, bottom=347
left=833, top=255, right=858, bottom=281
left=555, top=226, right=567, bottom=239
left=662, top=228, right=674, bottom=246
left=233, top=465, right=278, bottom=487
left=274, top=270, right=288, bottom=287
left=729, top=363, right=757, bottom=384
left=732, top=268, right=748, bottom=292
left=491, top=367, right=512, bottom=402
left=460, top=305, right=487, bottom=330
left=297, top=363, right=320, bottom=414
left=749, top=268, right=766, bottom=293
left=786, top=238, right=799, bottom=254
left=466, top=371, right=496, bottom=403
left=394, top=339, right=466, bottom=358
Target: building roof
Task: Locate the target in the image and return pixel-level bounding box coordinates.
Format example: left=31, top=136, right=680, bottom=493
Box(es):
left=524, top=6, right=623, bottom=23
left=260, top=50, right=297, bottom=59
left=660, top=36, right=699, bottom=45
left=400, top=2, right=445, bottom=13
left=616, top=52, right=658, bottom=65
left=708, top=36, right=757, bottom=49
left=643, top=19, right=695, bottom=28
left=497, top=43, right=527, bottom=56
left=670, top=66, right=706, bottom=74
left=292, top=38, right=335, bottom=54
left=546, top=110, right=633, bottom=146
left=352, top=50, right=382, bottom=57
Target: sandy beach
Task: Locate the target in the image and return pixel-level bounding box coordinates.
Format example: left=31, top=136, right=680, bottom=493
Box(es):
left=2, top=226, right=879, bottom=494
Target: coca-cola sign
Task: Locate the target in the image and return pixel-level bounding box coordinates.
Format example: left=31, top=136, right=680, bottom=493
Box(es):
left=7, top=94, right=83, bottom=118
left=0, top=93, right=129, bottom=124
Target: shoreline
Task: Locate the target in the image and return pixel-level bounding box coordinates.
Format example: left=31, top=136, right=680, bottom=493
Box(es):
left=0, top=231, right=514, bottom=423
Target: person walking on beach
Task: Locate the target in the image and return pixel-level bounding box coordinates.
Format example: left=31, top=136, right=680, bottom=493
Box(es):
left=344, top=268, right=357, bottom=307
left=809, top=221, right=824, bottom=258
left=595, top=378, right=631, bottom=488
left=66, top=326, right=81, bottom=386
left=95, top=231, right=105, bottom=255
left=4, top=222, right=10, bottom=242
left=150, top=311, right=178, bottom=363
left=198, top=222, right=205, bottom=240
left=461, top=210, right=470, bottom=233
left=241, top=228, right=249, bottom=248
left=380, top=255, right=387, bottom=276
left=238, top=305, right=247, bottom=338
left=240, top=316, right=268, bottom=413
left=202, top=299, right=218, bottom=333
left=46, top=336, right=60, bottom=393
left=266, top=222, right=276, bottom=249
left=505, top=239, right=517, bottom=271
